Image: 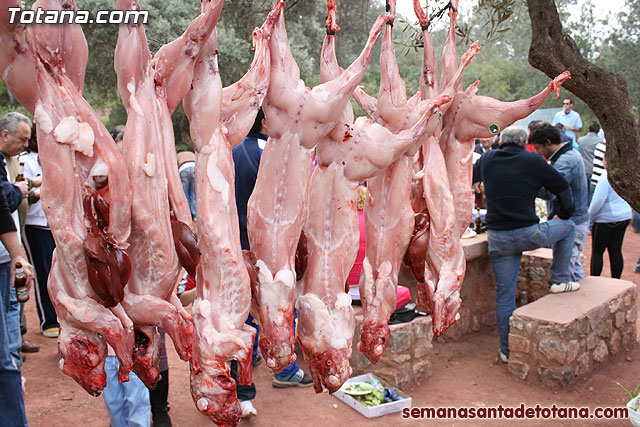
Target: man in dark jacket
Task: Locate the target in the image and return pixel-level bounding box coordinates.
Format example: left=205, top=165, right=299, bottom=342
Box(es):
left=473, top=125, right=578, bottom=362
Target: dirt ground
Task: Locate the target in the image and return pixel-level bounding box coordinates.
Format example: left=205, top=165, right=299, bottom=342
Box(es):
left=20, top=226, right=640, bottom=427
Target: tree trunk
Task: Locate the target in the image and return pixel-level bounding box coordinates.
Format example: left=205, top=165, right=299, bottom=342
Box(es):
left=527, top=0, right=640, bottom=211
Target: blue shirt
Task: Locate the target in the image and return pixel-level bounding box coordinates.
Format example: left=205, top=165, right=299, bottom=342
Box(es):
left=552, top=110, right=582, bottom=145
left=540, top=143, right=589, bottom=225
left=232, top=133, right=267, bottom=250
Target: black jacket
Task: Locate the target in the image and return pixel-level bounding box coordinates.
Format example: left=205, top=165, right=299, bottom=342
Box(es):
left=473, top=144, right=574, bottom=230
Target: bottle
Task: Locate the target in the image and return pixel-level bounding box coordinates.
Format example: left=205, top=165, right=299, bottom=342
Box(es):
left=15, top=161, right=25, bottom=182
left=14, top=262, right=29, bottom=303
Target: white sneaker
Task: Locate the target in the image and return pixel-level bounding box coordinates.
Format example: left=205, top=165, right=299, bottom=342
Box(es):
left=499, top=350, right=509, bottom=363
left=549, top=281, right=580, bottom=293
left=240, top=400, right=257, bottom=418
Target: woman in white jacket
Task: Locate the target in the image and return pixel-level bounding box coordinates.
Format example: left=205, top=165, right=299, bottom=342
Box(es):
left=588, top=155, right=632, bottom=278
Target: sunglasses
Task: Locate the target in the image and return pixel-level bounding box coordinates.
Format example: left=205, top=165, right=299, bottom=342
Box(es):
left=563, top=102, right=571, bottom=105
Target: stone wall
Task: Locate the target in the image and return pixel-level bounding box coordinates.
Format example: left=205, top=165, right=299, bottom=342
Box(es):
left=399, top=234, right=498, bottom=341
left=508, top=277, right=637, bottom=386
left=350, top=311, right=433, bottom=389
left=517, top=248, right=552, bottom=304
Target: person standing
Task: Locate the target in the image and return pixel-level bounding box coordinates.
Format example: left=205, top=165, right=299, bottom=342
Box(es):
left=530, top=122, right=589, bottom=283
left=552, top=98, right=582, bottom=147
left=473, top=125, right=578, bottom=362
left=177, top=150, right=196, bottom=220
left=20, top=128, right=59, bottom=338
left=0, top=185, right=35, bottom=427
left=577, top=122, right=604, bottom=204
left=0, top=112, right=34, bottom=365
left=588, top=155, right=632, bottom=278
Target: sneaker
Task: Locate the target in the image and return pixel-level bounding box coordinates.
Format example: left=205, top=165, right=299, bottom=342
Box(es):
left=42, top=327, right=60, bottom=338
left=549, top=281, right=580, bottom=293
left=21, top=339, right=40, bottom=353
left=272, top=369, right=313, bottom=388
left=240, top=400, right=257, bottom=418
left=499, top=350, right=509, bottom=363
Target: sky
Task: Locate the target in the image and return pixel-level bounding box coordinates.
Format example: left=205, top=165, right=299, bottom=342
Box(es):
left=396, top=0, right=626, bottom=33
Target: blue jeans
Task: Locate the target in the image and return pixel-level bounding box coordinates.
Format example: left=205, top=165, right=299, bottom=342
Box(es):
left=570, top=222, right=588, bottom=282
left=0, top=262, right=28, bottom=426
left=102, top=356, right=151, bottom=427
left=488, top=220, right=575, bottom=356
left=180, top=165, right=196, bottom=219
left=8, top=286, right=22, bottom=369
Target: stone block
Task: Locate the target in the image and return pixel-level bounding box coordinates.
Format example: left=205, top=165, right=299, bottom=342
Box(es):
left=566, top=340, right=580, bottom=364
left=575, top=352, right=590, bottom=376
left=624, top=293, right=633, bottom=307
left=380, top=352, right=411, bottom=365
left=413, top=341, right=432, bottom=359
left=351, top=349, right=372, bottom=370
left=626, top=306, right=638, bottom=323
left=609, top=329, right=622, bottom=354
left=526, top=266, right=547, bottom=281
left=608, top=297, right=623, bottom=314
left=509, top=334, right=531, bottom=354
left=538, top=338, right=567, bottom=364
left=374, top=365, right=411, bottom=389
left=537, top=324, right=574, bottom=340
left=592, top=339, right=609, bottom=363
left=615, top=312, right=626, bottom=329
left=410, top=316, right=433, bottom=339
left=508, top=361, right=530, bottom=380
left=622, top=328, right=636, bottom=347
left=388, top=326, right=412, bottom=353
left=538, top=365, right=574, bottom=385
left=586, top=333, right=597, bottom=350
left=589, top=306, right=606, bottom=331
left=510, top=316, right=524, bottom=332
left=595, top=319, right=613, bottom=338
left=576, top=317, right=590, bottom=335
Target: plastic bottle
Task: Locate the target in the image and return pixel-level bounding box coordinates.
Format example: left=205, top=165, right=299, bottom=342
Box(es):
left=14, top=262, right=29, bottom=303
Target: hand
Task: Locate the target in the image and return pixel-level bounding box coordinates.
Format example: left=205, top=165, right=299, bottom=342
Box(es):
left=14, top=180, right=28, bottom=198
left=10, top=255, right=35, bottom=292
left=30, top=176, right=42, bottom=187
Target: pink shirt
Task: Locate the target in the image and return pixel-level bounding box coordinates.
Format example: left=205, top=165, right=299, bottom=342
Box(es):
left=347, top=211, right=366, bottom=286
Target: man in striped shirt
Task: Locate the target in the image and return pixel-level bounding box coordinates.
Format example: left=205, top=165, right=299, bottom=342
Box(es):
left=591, top=140, right=606, bottom=188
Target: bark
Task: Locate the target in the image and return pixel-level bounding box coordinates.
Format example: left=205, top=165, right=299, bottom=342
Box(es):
left=527, top=0, right=640, bottom=211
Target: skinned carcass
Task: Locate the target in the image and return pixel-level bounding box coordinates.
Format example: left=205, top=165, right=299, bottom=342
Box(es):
left=113, top=0, right=216, bottom=386
left=182, top=1, right=281, bottom=425
left=247, top=0, right=389, bottom=374
left=0, top=0, right=135, bottom=395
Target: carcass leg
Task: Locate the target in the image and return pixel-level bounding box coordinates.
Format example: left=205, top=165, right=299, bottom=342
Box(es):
left=131, top=325, right=162, bottom=388
left=49, top=258, right=134, bottom=391
left=357, top=259, right=396, bottom=364
left=297, top=293, right=354, bottom=393
left=254, top=261, right=297, bottom=373
left=121, top=293, right=195, bottom=363
left=190, top=324, right=255, bottom=426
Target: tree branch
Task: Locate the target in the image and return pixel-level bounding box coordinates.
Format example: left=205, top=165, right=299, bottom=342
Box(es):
left=527, top=0, right=640, bottom=211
